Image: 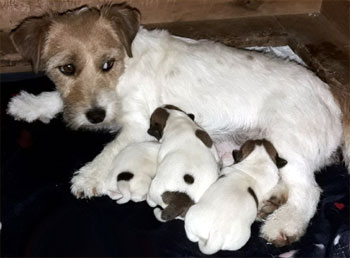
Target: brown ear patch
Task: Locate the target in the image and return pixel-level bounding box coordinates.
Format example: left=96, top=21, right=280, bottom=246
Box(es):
left=161, top=191, right=195, bottom=221
left=261, top=139, right=288, bottom=168
left=148, top=108, right=169, bottom=140
left=101, top=3, right=140, bottom=57
left=247, top=187, right=259, bottom=209
left=234, top=140, right=256, bottom=162
left=10, top=15, right=52, bottom=73
left=164, top=104, right=183, bottom=112
left=195, top=129, right=213, bottom=148
left=117, top=171, right=134, bottom=181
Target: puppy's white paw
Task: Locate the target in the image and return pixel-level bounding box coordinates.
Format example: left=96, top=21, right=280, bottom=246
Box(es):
left=70, top=171, right=103, bottom=199
left=153, top=207, right=166, bottom=222
left=107, top=190, right=122, bottom=200
left=260, top=204, right=306, bottom=247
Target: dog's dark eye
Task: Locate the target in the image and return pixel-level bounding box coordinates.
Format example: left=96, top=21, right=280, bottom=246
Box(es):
left=58, top=64, right=75, bottom=76
left=102, top=59, right=115, bottom=72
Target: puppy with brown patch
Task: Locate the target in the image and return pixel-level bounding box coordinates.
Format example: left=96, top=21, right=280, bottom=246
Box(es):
left=102, top=141, right=160, bottom=204
left=146, top=105, right=220, bottom=222
left=185, top=139, right=287, bottom=254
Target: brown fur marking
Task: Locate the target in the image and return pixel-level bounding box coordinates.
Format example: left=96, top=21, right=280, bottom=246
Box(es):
left=161, top=191, right=195, bottom=221
left=183, top=174, right=194, bottom=184
left=148, top=108, right=169, bottom=140
left=164, top=104, right=183, bottom=112
left=258, top=193, right=288, bottom=220
left=117, top=171, right=134, bottom=181
left=195, top=129, right=213, bottom=148
left=233, top=139, right=287, bottom=168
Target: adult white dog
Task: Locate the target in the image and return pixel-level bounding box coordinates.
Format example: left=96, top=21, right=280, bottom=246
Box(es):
left=8, top=3, right=345, bottom=246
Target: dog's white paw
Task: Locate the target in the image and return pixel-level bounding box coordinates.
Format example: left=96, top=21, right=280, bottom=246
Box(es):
left=70, top=171, right=103, bottom=199
left=260, top=204, right=306, bottom=247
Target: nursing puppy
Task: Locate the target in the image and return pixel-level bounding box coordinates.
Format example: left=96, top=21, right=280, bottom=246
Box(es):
left=9, top=3, right=345, bottom=245
left=185, top=139, right=287, bottom=254
left=102, top=141, right=160, bottom=204
left=146, top=105, right=220, bottom=221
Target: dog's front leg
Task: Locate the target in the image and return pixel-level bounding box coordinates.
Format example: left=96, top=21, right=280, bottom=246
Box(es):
left=70, top=123, right=150, bottom=198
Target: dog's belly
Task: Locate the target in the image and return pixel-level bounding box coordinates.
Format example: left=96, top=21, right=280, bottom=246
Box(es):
left=212, top=129, right=264, bottom=166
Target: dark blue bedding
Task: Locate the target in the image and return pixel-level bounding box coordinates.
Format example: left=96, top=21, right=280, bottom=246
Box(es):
left=1, top=75, right=349, bottom=257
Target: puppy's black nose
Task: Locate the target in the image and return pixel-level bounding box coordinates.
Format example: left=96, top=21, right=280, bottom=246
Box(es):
left=86, top=107, right=106, bottom=124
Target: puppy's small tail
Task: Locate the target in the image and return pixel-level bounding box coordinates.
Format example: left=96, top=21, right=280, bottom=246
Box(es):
left=116, top=181, right=131, bottom=204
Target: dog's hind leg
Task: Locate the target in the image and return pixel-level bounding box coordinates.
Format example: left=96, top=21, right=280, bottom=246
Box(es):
left=116, top=181, right=131, bottom=204
left=260, top=161, right=321, bottom=247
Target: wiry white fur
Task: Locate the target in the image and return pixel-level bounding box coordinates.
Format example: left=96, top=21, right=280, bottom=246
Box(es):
left=7, top=27, right=343, bottom=244
left=7, top=91, right=63, bottom=123
left=146, top=106, right=220, bottom=221
left=101, top=141, right=160, bottom=204
left=185, top=144, right=280, bottom=254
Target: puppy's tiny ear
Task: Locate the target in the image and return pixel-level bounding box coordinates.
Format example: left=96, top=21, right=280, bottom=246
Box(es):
left=276, top=156, right=288, bottom=168
left=103, top=3, right=140, bottom=57
left=147, top=127, right=162, bottom=141
left=187, top=113, right=195, bottom=121
left=10, top=16, right=51, bottom=73
left=232, top=149, right=243, bottom=163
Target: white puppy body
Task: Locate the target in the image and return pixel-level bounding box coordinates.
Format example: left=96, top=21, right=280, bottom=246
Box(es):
left=185, top=142, right=281, bottom=254
left=9, top=21, right=343, bottom=244
left=146, top=106, right=220, bottom=221
left=102, top=141, right=160, bottom=204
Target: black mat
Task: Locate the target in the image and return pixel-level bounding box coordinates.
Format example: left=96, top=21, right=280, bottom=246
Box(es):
left=1, top=74, right=349, bottom=257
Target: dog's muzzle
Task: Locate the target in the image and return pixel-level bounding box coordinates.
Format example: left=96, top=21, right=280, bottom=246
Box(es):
left=86, top=107, right=106, bottom=124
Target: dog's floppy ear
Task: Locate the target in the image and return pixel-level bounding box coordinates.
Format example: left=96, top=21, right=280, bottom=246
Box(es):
left=10, top=16, right=51, bottom=73
left=147, top=107, right=169, bottom=141
left=187, top=113, right=195, bottom=121
left=275, top=155, right=288, bottom=168
left=232, top=149, right=243, bottom=163
left=147, top=126, right=162, bottom=141
left=261, top=139, right=288, bottom=169
left=102, top=3, right=140, bottom=58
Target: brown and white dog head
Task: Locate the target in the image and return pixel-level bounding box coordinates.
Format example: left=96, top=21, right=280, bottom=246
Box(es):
left=10, top=4, right=140, bottom=130
left=147, top=104, right=195, bottom=140
left=232, top=139, right=287, bottom=169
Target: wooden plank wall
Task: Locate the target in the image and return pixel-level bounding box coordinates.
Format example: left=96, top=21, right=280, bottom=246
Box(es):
left=0, top=0, right=322, bottom=32
left=321, top=0, right=350, bottom=37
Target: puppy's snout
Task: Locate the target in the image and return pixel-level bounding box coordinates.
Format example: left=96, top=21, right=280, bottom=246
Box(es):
left=86, top=107, right=106, bottom=124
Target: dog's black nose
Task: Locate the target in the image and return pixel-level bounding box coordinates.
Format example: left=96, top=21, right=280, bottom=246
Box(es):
left=86, top=107, right=106, bottom=124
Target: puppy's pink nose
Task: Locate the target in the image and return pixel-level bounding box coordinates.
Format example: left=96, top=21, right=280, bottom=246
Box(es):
left=86, top=107, right=106, bottom=124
